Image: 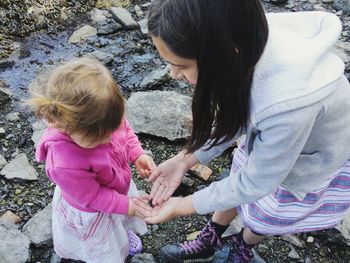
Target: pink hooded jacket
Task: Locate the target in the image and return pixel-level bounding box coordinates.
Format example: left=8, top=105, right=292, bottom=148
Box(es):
left=36, top=119, right=144, bottom=215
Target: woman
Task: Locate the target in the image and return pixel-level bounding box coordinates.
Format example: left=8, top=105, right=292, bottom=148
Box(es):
left=144, top=1, right=350, bottom=262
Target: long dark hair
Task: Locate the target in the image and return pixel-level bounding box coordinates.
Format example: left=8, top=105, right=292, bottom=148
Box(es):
left=148, top=0, right=268, bottom=153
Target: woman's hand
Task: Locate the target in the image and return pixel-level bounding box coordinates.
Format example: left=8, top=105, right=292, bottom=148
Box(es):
left=148, top=157, right=186, bottom=206
left=134, top=154, right=156, bottom=178
left=148, top=152, right=199, bottom=206
left=145, top=196, right=195, bottom=224
left=128, top=196, right=153, bottom=218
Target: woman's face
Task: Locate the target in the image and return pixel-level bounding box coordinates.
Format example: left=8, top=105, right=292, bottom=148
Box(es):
left=152, top=36, right=198, bottom=86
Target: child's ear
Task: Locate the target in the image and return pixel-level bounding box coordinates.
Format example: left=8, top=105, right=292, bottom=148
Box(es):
left=45, top=117, right=61, bottom=128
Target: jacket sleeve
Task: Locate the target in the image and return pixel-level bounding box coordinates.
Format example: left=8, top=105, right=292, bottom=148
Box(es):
left=192, top=104, right=321, bottom=214
left=124, top=119, right=144, bottom=163
left=194, top=136, right=239, bottom=164
left=48, top=167, right=129, bottom=215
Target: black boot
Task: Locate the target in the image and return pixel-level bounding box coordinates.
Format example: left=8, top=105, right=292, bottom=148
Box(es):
left=159, top=220, right=228, bottom=263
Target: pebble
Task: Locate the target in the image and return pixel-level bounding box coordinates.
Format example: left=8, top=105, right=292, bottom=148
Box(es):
left=307, top=236, right=314, bottom=243
left=0, top=127, right=5, bottom=135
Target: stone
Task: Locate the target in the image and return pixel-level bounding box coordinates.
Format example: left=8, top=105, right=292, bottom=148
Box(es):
left=181, top=176, right=195, bottom=187
left=130, top=253, right=156, bottom=263
left=6, top=112, right=20, bottom=122
left=334, top=0, right=350, bottom=15
left=0, top=211, right=21, bottom=224
left=31, top=120, right=46, bottom=147
left=333, top=40, right=350, bottom=64
left=138, top=18, right=148, bottom=36
left=186, top=231, right=200, bottom=241
left=0, top=80, right=11, bottom=103
left=313, top=4, right=327, bottom=11
left=134, top=5, right=144, bottom=17
left=126, top=91, right=192, bottom=141
left=306, top=236, right=314, bottom=243
left=23, top=203, right=52, bottom=245
left=0, top=153, right=38, bottom=181
left=0, top=154, right=7, bottom=169
left=68, top=25, right=98, bottom=44
left=87, top=50, right=114, bottom=64
left=0, top=127, right=5, bottom=135
left=281, top=234, right=305, bottom=248
left=288, top=246, right=300, bottom=259
left=322, top=0, right=334, bottom=3
left=189, top=163, right=212, bottom=181
left=96, top=0, right=130, bottom=8
left=139, top=65, right=170, bottom=88
left=0, top=220, right=31, bottom=263
left=109, top=7, right=138, bottom=29
left=337, top=209, right=350, bottom=243
left=222, top=217, right=244, bottom=238
left=97, top=20, right=122, bottom=35
left=90, top=8, right=111, bottom=24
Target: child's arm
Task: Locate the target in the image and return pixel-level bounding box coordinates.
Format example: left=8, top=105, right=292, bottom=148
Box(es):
left=48, top=167, right=129, bottom=215
left=124, top=118, right=156, bottom=177
left=124, top=118, right=145, bottom=163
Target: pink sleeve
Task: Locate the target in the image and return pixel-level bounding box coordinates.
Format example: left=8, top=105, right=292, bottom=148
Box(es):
left=48, top=167, right=129, bottom=215
left=124, top=119, right=144, bottom=163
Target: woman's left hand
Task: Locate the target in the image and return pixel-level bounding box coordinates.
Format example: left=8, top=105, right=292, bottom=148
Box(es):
left=134, top=154, right=156, bottom=178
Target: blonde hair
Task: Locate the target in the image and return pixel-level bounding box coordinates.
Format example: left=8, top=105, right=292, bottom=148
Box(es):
left=28, top=57, right=125, bottom=140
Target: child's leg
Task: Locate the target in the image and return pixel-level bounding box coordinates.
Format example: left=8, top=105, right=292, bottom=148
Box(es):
left=212, top=208, right=238, bottom=226
left=243, top=228, right=265, bottom=245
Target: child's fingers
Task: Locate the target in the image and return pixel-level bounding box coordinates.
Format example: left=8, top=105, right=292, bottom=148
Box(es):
left=134, top=198, right=153, bottom=213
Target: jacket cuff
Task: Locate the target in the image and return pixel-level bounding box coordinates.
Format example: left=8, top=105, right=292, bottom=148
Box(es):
left=113, top=194, right=129, bottom=215
left=130, top=146, right=144, bottom=163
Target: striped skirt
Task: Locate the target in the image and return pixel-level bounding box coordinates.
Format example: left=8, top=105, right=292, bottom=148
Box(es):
left=52, top=180, right=147, bottom=263
left=234, top=143, right=350, bottom=235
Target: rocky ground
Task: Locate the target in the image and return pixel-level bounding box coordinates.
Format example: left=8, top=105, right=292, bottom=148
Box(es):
left=0, top=0, right=350, bottom=262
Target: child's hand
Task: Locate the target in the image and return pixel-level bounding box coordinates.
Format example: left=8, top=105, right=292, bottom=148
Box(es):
left=134, top=154, right=156, bottom=178
left=128, top=195, right=153, bottom=218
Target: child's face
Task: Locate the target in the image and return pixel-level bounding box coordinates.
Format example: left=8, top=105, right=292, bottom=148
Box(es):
left=152, top=36, right=198, bottom=86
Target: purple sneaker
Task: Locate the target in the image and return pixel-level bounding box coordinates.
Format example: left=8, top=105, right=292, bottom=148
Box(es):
left=128, top=230, right=142, bottom=256
left=159, top=221, right=223, bottom=262
left=227, top=233, right=254, bottom=263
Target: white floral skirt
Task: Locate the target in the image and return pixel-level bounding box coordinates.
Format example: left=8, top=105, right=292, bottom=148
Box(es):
left=52, top=180, right=147, bottom=263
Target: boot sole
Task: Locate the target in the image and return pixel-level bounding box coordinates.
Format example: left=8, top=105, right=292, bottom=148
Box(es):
left=159, top=250, right=214, bottom=263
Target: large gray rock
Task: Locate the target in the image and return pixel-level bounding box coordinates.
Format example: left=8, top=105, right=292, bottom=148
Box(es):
left=87, top=50, right=114, bottom=64
left=337, top=210, right=350, bottom=244
left=109, top=7, right=138, bottom=28
left=23, top=203, right=52, bottom=245
left=0, top=153, right=38, bottom=180
left=0, top=155, right=7, bottom=170
left=0, top=220, right=31, bottom=263
left=334, top=0, right=350, bottom=14
left=31, top=120, right=46, bottom=147
left=0, top=80, right=11, bottom=103
left=131, top=253, right=156, bottom=263
left=68, top=25, right=98, bottom=44
left=139, top=65, right=170, bottom=89
left=126, top=91, right=192, bottom=141
left=333, top=40, right=350, bottom=64
left=90, top=8, right=122, bottom=35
